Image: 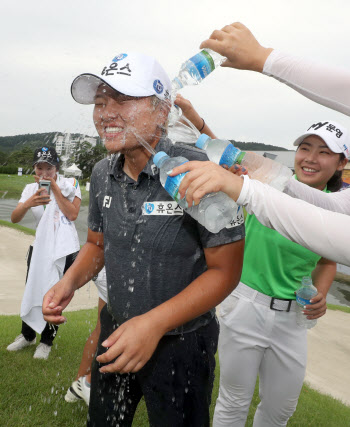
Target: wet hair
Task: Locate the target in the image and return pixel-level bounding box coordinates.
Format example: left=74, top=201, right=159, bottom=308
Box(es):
left=327, top=153, right=346, bottom=192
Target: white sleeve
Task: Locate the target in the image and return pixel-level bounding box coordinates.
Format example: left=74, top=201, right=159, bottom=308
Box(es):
left=284, top=178, right=350, bottom=215
left=263, top=50, right=350, bottom=116
left=18, top=184, right=36, bottom=204
left=237, top=176, right=350, bottom=266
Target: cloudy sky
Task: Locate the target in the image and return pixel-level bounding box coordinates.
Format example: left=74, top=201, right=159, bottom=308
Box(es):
left=1, top=0, right=350, bottom=149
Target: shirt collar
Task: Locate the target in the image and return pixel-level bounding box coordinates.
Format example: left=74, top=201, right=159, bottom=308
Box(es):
left=109, top=137, right=173, bottom=182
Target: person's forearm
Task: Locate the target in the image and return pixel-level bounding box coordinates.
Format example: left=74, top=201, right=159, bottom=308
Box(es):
left=312, top=261, right=336, bottom=297
left=145, top=241, right=244, bottom=334
left=52, top=188, right=80, bottom=221
left=11, top=203, right=30, bottom=223
left=63, top=242, right=105, bottom=290
left=284, top=179, right=350, bottom=215
left=146, top=268, right=238, bottom=335
left=238, top=176, right=350, bottom=266
left=263, top=50, right=350, bottom=116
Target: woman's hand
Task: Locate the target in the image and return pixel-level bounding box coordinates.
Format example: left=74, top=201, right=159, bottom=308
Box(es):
left=23, top=188, right=51, bottom=208
left=169, top=160, right=244, bottom=206
left=200, top=22, right=273, bottom=72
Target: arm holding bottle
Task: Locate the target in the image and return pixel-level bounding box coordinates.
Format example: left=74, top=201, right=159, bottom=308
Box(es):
left=200, top=22, right=350, bottom=116
left=169, top=161, right=350, bottom=266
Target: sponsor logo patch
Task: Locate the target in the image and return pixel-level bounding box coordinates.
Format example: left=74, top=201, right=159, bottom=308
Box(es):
left=142, top=201, right=183, bottom=215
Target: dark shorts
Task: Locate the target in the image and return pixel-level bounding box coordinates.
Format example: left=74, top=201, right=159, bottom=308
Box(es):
left=88, top=305, right=219, bottom=427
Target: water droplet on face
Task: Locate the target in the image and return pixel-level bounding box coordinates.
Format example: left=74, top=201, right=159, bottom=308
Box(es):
left=185, top=387, right=188, bottom=393
left=171, top=369, right=175, bottom=375
left=172, top=396, right=175, bottom=402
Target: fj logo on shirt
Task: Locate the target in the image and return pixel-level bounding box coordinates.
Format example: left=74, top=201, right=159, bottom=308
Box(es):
left=142, top=201, right=183, bottom=216
left=103, top=196, right=112, bottom=208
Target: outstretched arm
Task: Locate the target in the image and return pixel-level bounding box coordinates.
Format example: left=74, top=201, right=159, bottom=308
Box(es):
left=169, top=161, right=350, bottom=266
left=200, top=22, right=350, bottom=116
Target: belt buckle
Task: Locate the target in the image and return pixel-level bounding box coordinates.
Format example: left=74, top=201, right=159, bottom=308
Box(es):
left=270, top=297, right=292, bottom=312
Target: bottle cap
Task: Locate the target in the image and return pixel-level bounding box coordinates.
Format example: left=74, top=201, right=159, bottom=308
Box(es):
left=153, top=151, right=168, bottom=167
left=195, top=134, right=210, bottom=149
left=301, top=276, right=312, bottom=286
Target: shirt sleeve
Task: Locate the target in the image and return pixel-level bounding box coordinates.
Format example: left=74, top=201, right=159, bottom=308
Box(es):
left=237, top=175, right=350, bottom=266
left=263, top=49, right=350, bottom=116
left=18, top=184, right=35, bottom=204
left=284, top=178, right=350, bottom=215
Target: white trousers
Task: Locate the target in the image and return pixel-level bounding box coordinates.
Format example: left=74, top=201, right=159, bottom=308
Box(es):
left=213, top=289, right=307, bottom=427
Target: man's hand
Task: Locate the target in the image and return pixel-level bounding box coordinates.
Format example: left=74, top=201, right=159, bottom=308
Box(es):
left=305, top=291, right=327, bottom=320
left=200, top=22, right=273, bottom=72
left=42, top=280, right=75, bottom=324
left=96, top=313, right=166, bottom=374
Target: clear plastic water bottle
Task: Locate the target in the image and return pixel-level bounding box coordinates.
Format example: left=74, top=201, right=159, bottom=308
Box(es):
left=171, top=49, right=225, bottom=94
left=196, top=134, right=293, bottom=191
left=153, top=151, right=238, bottom=233
left=295, top=276, right=318, bottom=329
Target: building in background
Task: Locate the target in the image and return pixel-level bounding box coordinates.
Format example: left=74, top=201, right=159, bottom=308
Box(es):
left=54, top=133, right=98, bottom=156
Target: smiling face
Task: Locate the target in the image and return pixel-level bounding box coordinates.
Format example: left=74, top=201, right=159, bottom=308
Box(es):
left=93, top=84, right=168, bottom=154
left=294, top=135, right=346, bottom=190
left=34, top=162, right=57, bottom=179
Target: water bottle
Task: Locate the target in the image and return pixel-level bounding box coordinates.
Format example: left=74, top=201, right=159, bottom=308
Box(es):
left=295, top=276, right=318, bottom=329
left=196, top=134, right=293, bottom=191
left=153, top=151, right=238, bottom=233
left=171, top=49, right=225, bottom=95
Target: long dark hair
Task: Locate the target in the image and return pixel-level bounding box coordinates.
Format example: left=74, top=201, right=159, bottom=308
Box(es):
left=327, top=153, right=346, bottom=192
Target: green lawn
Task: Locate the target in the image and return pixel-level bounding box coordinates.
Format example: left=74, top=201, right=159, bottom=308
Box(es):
left=1, top=309, right=349, bottom=426
left=0, top=174, right=90, bottom=206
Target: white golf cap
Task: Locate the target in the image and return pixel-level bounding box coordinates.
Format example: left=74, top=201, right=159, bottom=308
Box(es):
left=71, top=52, right=171, bottom=104
left=293, top=120, right=350, bottom=158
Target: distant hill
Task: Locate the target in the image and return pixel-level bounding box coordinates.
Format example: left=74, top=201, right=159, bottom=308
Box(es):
left=0, top=132, right=98, bottom=153
left=230, top=140, right=288, bottom=151
left=0, top=133, right=289, bottom=154
left=0, top=133, right=57, bottom=153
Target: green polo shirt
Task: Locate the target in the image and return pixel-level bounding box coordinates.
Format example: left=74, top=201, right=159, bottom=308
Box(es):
left=241, top=180, right=330, bottom=300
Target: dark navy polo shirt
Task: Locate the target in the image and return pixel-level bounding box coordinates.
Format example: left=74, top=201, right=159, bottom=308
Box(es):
left=88, top=138, right=245, bottom=334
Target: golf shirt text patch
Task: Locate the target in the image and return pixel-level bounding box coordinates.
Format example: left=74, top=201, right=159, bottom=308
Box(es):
left=142, top=201, right=183, bottom=216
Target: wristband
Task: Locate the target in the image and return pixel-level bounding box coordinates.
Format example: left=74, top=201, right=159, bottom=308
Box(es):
left=198, top=118, right=205, bottom=132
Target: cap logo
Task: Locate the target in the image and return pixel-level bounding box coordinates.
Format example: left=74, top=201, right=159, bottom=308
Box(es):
left=112, top=54, right=128, bottom=62
left=101, top=62, right=132, bottom=77
left=153, top=79, right=164, bottom=94
left=308, top=121, right=344, bottom=139
left=308, top=121, right=328, bottom=131
left=42, top=147, right=48, bottom=152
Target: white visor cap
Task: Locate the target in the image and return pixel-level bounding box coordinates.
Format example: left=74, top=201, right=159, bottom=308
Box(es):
left=71, top=52, right=171, bottom=104
left=293, top=120, right=349, bottom=158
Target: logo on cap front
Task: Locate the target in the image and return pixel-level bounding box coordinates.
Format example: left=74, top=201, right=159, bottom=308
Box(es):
left=42, top=147, right=48, bottom=152
left=112, top=54, right=128, bottom=62
left=153, top=80, right=164, bottom=94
